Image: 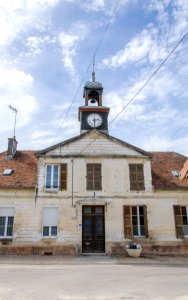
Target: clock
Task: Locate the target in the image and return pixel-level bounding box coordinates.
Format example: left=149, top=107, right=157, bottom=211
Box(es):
left=87, top=113, right=103, bottom=128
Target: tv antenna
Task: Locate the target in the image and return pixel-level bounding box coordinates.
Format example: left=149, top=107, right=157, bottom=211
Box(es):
left=8, top=105, right=18, bottom=138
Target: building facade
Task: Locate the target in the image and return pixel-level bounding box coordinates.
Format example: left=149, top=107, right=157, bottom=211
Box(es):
left=0, top=76, right=188, bottom=255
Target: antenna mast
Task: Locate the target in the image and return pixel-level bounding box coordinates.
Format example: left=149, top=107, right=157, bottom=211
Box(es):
left=8, top=105, right=18, bottom=138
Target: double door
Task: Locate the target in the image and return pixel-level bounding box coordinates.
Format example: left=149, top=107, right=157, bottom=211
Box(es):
left=82, top=206, right=105, bottom=253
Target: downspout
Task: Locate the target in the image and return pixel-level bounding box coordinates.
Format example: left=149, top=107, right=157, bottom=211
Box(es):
left=71, top=160, right=74, bottom=207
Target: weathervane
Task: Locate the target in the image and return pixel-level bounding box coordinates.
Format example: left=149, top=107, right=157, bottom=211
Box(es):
left=8, top=105, right=18, bottom=138
left=92, top=54, right=96, bottom=82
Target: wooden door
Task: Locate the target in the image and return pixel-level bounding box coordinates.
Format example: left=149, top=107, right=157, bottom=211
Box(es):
left=82, top=206, right=105, bottom=253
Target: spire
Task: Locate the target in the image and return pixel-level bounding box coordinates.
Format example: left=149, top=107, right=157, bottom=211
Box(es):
left=92, top=54, right=95, bottom=82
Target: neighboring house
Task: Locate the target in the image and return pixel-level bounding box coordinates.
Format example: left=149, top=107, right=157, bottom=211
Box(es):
left=0, top=76, right=188, bottom=255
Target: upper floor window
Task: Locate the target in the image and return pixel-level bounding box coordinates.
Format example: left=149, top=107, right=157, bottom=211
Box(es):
left=86, top=163, right=102, bottom=190
left=129, top=164, right=145, bottom=191
left=45, top=164, right=67, bottom=190
left=124, top=205, right=148, bottom=238
left=174, top=206, right=188, bottom=238
left=0, top=208, right=14, bottom=238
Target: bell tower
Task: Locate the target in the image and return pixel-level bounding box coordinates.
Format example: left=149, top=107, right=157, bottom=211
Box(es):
left=78, top=70, right=110, bottom=134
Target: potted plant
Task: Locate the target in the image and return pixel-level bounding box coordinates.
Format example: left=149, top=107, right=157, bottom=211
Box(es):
left=125, top=241, right=142, bottom=257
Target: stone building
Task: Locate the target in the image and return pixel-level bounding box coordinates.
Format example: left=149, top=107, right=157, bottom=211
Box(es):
left=0, top=76, right=188, bottom=255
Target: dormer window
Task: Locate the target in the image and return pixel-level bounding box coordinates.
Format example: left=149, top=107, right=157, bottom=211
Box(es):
left=171, top=170, right=180, bottom=177
left=3, top=169, right=13, bottom=176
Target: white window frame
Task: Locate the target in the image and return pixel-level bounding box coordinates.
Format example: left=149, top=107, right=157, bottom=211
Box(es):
left=132, top=206, right=145, bottom=237
left=42, top=207, right=58, bottom=238
left=0, top=208, right=14, bottom=238
left=45, top=164, right=60, bottom=190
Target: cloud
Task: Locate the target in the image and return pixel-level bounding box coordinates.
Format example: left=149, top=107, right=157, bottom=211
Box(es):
left=59, top=22, right=88, bottom=81
left=24, top=35, right=56, bottom=57
left=0, top=65, right=38, bottom=133
left=102, top=29, right=158, bottom=68
left=0, top=0, right=60, bottom=47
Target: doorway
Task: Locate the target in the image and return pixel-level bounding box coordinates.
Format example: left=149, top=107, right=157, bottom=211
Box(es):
left=82, top=206, right=105, bottom=253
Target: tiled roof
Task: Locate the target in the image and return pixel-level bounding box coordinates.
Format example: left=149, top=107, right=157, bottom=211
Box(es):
left=150, top=152, right=188, bottom=190
left=0, top=151, right=37, bottom=189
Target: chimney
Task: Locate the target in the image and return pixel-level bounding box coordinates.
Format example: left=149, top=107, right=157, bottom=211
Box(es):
left=7, top=137, right=18, bottom=160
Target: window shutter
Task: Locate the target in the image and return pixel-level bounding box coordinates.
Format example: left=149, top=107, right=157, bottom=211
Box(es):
left=43, top=207, right=58, bottom=226
left=86, top=164, right=102, bottom=190
left=87, top=164, right=94, bottom=190
left=124, top=206, right=132, bottom=238
left=143, top=205, right=149, bottom=238
left=94, top=164, right=102, bottom=190
left=60, top=164, right=67, bottom=190
left=173, top=205, right=184, bottom=238
left=129, top=164, right=145, bottom=191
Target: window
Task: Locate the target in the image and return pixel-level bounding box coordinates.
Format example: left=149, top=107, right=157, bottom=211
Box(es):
left=129, top=164, right=145, bottom=191
left=0, top=208, right=14, bottom=238
left=45, top=164, right=67, bottom=190
left=43, top=207, right=58, bottom=237
left=174, top=206, right=188, bottom=238
left=86, top=164, right=102, bottom=190
left=3, top=168, right=13, bottom=176
left=124, top=205, right=148, bottom=238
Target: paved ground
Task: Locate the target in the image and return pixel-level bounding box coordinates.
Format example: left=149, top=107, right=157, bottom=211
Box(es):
left=0, top=255, right=188, bottom=300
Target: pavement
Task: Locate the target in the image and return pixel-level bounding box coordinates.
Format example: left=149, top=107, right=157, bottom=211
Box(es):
left=0, top=254, right=188, bottom=266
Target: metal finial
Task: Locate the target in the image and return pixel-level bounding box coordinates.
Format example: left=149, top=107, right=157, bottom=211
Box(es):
left=92, top=54, right=95, bottom=82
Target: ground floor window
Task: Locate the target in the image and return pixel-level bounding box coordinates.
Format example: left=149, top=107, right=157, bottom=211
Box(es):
left=43, top=207, right=58, bottom=237
left=124, top=205, right=148, bottom=238
left=174, top=206, right=188, bottom=238
left=0, top=208, right=14, bottom=238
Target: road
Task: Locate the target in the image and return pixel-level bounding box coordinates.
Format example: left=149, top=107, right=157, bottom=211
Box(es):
left=0, top=263, right=188, bottom=299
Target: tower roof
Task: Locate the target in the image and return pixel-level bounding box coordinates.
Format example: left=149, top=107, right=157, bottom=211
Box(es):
left=84, top=80, right=103, bottom=89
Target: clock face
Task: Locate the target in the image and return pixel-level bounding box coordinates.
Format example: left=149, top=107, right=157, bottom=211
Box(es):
left=87, top=113, right=103, bottom=128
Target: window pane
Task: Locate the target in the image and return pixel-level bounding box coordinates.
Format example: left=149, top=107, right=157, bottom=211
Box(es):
left=133, top=225, right=138, bottom=236
left=140, top=216, right=145, bottom=225
left=6, top=217, right=14, bottom=236
left=132, top=206, right=137, bottom=215
left=46, top=165, right=52, bottom=188
left=140, top=225, right=145, bottom=236
left=0, top=217, right=6, bottom=236
left=43, top=226, right=49, bottom=236
left=53, top=166, right=59, bottom=188
left=184, top=225, right=188, bottom=236
left=139, top=206, right=144, bottom=215
left=83, top=207, right=92, bottom=214
left=51, top=226, right=57, bottom=236
left=7, top=216, right=14, bottom=226
left=0, top=216, right=6, bottom=226
left=132, top=216, right=138, bottom=225
left=95, top=207, right=103, bottom=214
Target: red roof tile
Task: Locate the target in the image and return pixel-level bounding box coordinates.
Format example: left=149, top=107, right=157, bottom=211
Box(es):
left=0, top=151, right=37, bottom=189
left=150, top=152, right=188, bottom=190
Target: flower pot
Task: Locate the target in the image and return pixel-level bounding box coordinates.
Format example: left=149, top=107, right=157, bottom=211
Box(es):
left=126, top=248, right=142, bottom=258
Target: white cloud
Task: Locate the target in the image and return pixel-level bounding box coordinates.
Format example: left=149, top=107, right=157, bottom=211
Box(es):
left=59, top=22, right=88, bottom=80
left=0, top=65, right=38, bottom=133
left=25, top=35, right=55, bottom=56
left=102, top=29, right=158, bottom=68
left=0, top=0, right=60, bottom=47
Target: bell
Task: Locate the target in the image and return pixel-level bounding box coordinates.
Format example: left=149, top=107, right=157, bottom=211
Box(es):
left=90, top=99, right=96, bottom=104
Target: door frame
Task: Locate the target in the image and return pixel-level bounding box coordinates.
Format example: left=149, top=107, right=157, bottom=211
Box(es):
left=82, top=205, right=105, bottom=254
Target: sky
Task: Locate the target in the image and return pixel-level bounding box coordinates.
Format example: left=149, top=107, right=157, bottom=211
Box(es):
left=0, top=0, right=188, bottom=156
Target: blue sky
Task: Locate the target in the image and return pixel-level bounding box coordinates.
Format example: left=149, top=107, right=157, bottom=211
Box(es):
left=0, top=0, right=188, bottom=156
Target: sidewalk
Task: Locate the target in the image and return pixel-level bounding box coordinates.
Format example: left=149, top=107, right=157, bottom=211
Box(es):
left=0, top=254, right=188, bottom=266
